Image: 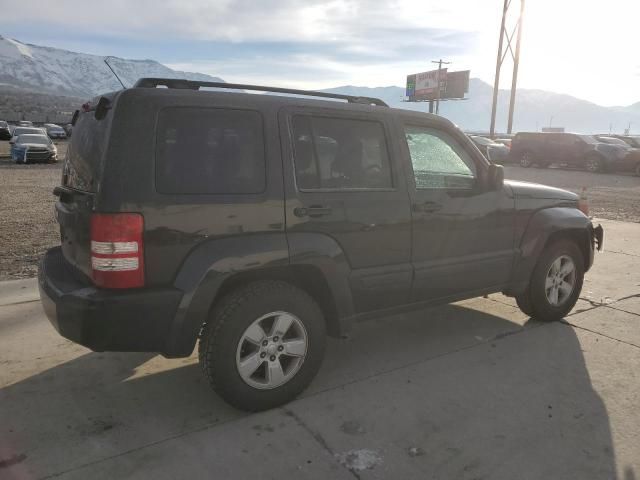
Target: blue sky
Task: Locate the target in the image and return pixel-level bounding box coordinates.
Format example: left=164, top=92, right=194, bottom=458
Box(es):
left=1, top=0, right=638, bottom=106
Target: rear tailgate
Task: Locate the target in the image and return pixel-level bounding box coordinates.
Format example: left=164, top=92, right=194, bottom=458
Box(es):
left=55, top=187, right=94, bottom=278
left=56, top=94, right=115, bottom=277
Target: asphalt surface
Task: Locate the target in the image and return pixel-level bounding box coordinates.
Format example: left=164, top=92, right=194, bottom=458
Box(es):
left=1, top=218, right=639, bottom=479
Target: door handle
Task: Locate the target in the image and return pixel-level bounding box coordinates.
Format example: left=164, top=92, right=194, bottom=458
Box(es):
left=294, top=205, right=332, bottom=218
left=412, top=201, right=442, bottom=213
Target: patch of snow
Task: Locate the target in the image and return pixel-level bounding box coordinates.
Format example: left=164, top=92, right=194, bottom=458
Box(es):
left=6, top=38, right=33, bottom=58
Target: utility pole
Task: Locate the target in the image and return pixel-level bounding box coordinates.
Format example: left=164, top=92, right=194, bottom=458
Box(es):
left=490, top=0, right=526, bottom=137
left=431, top=59, right=451, bottom=114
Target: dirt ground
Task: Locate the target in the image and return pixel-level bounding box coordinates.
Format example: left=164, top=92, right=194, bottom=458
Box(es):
left=0, top=141, right=67, bottom=280
left=0, top=142, right=638, bottom=280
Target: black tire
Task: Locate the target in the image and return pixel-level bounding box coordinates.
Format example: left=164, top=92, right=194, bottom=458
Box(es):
left=198, top=280, right=326, bottom=411
left=585, top=154, right=603, bottom=173
left=519, top=150, right=534, bottom=168
left=515, top=240, right=584, bottom=321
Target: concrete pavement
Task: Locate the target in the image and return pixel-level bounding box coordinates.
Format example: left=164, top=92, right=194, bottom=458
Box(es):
left=1, top=218, right=639, bottom=479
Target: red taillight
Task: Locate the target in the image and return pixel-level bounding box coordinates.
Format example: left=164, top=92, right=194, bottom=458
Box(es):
left=90, top=213, right=144, bottom=288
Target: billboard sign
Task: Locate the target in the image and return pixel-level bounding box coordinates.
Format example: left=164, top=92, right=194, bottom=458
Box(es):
left=443, top=70, right=469, bottom=99
left=406, top=68, right=447, bottom=101
left=406, top=69, right=469, bottom=101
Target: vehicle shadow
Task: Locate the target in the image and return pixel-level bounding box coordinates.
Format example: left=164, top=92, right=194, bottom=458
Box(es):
left=0, top=302, right=619, bottom=479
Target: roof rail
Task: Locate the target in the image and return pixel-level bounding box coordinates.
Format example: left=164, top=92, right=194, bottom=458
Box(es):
left=133, top=78, right=389, bottom=107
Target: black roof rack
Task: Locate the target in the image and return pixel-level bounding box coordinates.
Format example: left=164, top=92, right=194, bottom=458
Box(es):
left=133, top=78, right=388, bottom=107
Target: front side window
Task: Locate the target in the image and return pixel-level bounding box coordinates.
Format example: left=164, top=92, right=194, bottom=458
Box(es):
left=404, top=126, right=476, bottom=189
left=156, top=107, right=265, bottom=194
left=292, top=115, right=392, bottom=190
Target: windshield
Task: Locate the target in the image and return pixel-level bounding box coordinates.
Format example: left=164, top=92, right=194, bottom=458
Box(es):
left=598, top=137, right=629, bottom=146
left=470, top=136, right=495, bottom=146
left=13, top=128, right=43, bottom=137
left=18, top=135, right=50, bottom=145
left=579, top=135, right=598, bottom=144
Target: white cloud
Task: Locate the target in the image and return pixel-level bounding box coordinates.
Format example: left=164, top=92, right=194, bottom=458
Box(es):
left=2, top=0, right=638, bottom=105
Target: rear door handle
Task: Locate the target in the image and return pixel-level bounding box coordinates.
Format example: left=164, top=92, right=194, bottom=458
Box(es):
left=412, top=201, right=442, bottom=213
left=294, top=206, right=332, bottom=218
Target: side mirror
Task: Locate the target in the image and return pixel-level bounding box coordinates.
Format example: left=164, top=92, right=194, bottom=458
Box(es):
left=487, top=163, right=504, bottom=191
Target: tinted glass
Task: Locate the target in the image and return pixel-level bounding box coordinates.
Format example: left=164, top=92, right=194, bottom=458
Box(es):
left=156, top=108, right=265, bottom=194
left=292, top=115, right=392, bottom=190
left=13, top=127, right=42, bottom=137
left=404, top=126, right=476, bottom=189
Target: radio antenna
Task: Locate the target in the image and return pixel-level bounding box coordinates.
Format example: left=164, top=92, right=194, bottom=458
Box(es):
left=104, top=56, right=126, bottom=89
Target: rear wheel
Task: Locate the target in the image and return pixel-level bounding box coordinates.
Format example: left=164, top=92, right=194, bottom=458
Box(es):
left=515, top=240, right=584, bottom=321
left=198, top=280, right=326, bottom=411
left=520, top=150, right=534, bottom=168
left=585, top=154, right=603, bottom=173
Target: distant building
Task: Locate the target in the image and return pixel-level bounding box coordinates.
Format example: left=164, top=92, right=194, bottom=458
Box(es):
left=541, top=127, right=565, bottom=133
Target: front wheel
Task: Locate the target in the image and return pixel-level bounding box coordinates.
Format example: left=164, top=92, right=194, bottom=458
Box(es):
left=585, top=154, right=603, bottom=173
left=198, top=280, right=326, bottom=411
left=515, top=240, right=584, bottom=321
left=520, top=151, right=534, bottom=168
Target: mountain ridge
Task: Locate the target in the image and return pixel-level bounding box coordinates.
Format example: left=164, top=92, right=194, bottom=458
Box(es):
left=1, top=35, right=638, bottom=134
left=321, top=81, right=640, bottom=134
left=0, top=35, right=223, bottom=98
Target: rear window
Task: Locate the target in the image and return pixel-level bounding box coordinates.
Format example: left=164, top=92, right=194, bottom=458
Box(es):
left=64, top=111, right=110, bottom=192
left=155, top=107, right=265, bottom=194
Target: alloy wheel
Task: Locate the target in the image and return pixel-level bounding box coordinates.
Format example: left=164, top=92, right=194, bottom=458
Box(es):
left=235, top=311, right=308, bottom=390
left=545, top=255, right=576, bottom=306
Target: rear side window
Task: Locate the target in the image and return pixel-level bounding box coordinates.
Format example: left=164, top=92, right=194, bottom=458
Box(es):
left=291, top=115, right=392, bottom=190
left=156, top=108, right=265, bottom=194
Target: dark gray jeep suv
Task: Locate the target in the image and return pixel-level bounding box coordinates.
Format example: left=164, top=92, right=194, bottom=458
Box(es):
left=39, top=79, right=603, bottom=411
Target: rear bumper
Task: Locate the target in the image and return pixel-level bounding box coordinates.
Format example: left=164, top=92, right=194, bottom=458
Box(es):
left=38, top=247, right=184, bottom=355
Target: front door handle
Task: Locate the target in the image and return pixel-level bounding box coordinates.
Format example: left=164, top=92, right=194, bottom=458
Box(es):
left=294, top=205, right=332, bottom=218
left=412, top=201, right=442, bottom=213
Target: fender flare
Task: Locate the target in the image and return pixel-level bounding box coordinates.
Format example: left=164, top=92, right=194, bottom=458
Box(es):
left=509, top=207, right=593, bottom=294
left=163, top=232, right=354, bottom=357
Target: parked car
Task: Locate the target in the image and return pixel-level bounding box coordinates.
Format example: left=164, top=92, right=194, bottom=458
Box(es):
left=10, top=134, right=57, bottom=163
left=610, top=135, right=640, bottom=149
left=43, top=123, right=67, bottom=140
left=17, top=120, right=33, bottom=127
left=494, top=138, right=512, bottom=149
left=591, top=136, right=640, bottom=175
left=510, top=132, right=629, bottom=172
left=0, top=120, right=11, bottom=141
left=39, top=79, right=603, bottom=411
left=9, top=126, right=46, bottom=144
left=468, top=135, right=510, bottom=164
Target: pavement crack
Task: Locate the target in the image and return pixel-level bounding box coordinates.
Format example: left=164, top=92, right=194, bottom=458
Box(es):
left=560, top=319, right=640, bottom=349
left=0, top=298, right=40, bottom=307
left=282, top=408, right=361, bottom=480
left=603, top=249, right=640, bottom=258
left=37, top=415, right=248, bottom=480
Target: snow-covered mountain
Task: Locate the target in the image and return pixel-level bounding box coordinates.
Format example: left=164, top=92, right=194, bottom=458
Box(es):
left=322, top=80, right=640, bottom=134
left=1, top=35, right=638, bottom=134
left=0, top=35, right=223, bottom=97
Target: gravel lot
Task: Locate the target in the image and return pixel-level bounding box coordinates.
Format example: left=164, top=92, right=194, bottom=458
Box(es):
left=0, top=142, right=638, bottom=280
